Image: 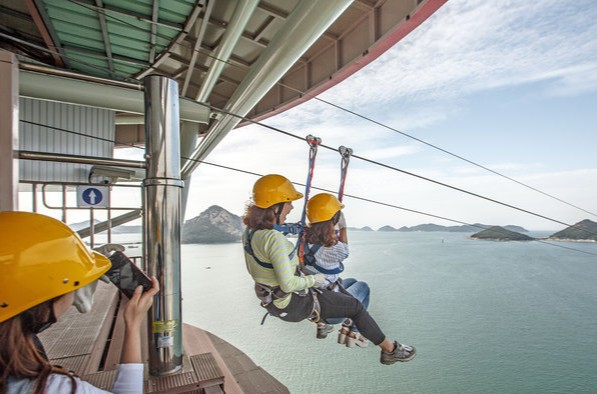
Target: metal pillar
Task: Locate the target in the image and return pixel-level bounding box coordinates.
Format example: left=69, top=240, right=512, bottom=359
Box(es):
left=143, top=75, right=184, bottom=375
left=0, top=50, right=19, bottom=211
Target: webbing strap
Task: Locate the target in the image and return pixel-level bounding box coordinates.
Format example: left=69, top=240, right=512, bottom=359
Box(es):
left=245, top=228, right=301, bottom=269
left=338, top=146, right=353, bottom=203
left=303, top=243, right=345, bottom=275
left=244, top=229, right=273, bottom=269
left=300, top=135, right=322, bottom=226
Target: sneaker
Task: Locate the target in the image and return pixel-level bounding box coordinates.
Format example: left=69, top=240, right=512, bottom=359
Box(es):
left=337, top=327, right=350, bottom=344
left=380, top=341, right=416, bottom=364
left=316, top=323, right=334, bottom=339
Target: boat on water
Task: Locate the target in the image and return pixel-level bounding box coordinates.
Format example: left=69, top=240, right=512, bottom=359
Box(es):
left=0, top=1, right=445, bottom=391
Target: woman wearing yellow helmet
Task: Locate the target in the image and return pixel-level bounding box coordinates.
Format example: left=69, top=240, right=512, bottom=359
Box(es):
left=243, top=174, right=327, bottom=321
left=304, top=193, right=416, bottom=364
left=0, top=212, right=159, bottom=394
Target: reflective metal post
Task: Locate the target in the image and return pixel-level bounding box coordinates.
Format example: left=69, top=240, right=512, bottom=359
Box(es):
left=143, top=75, right=184, bottom=375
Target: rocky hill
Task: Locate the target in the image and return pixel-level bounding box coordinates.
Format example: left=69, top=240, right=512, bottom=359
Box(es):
left=182, top=205, right=243, bottom=244
left=378, top=225, right=398, bottom=231
left=549, top=219, right=597, bottom=241
left=471, top=226, right=534, bottom=241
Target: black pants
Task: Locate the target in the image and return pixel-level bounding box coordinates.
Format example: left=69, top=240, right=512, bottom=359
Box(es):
left=267, top=289, right=386, bottom=345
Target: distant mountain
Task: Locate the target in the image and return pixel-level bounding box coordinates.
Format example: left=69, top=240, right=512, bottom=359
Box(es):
left=397, top=223, right=528, bottom=233
left=471, top=226, right=534, bottom=241
left=69, top=219, right=141, bottom=234
left=549, top=219, right=597, bottom=241
left=378, top=225, right=398, bottom=232
left=347, top=226, right=374, bottom=231
left=182, top=205, right=243, bottom=244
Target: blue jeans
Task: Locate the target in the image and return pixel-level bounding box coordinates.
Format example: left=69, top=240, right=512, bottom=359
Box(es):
left=325, top=277, right=370, bottom=327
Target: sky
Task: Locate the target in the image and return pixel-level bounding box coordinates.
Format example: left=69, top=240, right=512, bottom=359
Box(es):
left=111, top=0, right=597, bottom=232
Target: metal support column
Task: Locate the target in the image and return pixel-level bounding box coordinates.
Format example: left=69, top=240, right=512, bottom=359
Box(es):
left=143, top=75, right=184, bottom=375
left=0, top=50, right=19, bottom=211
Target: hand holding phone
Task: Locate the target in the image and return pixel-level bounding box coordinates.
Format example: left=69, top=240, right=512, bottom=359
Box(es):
left=106, top=251, right=154, bottom=298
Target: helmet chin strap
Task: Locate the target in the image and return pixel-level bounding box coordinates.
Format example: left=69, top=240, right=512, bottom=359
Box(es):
left=274, top=203, right=284, bottom=225
left=23, top=300, right=57, bottom=334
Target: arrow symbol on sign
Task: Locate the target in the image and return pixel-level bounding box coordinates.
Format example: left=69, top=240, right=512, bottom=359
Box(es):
left=88, top=190, right=97, bottom=205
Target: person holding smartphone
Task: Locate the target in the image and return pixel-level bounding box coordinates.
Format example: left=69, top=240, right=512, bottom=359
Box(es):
left=0, top=212, right=159, bottom=394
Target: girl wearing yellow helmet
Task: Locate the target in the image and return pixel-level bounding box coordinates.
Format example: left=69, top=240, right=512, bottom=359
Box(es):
left=0, top=212, right=159, bottom=394
left=304, top=193, right=416, bottom=363
left=243, top=178, right=415, bottom=365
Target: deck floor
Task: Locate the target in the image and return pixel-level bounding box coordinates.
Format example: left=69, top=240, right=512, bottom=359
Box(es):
left=39, top=281, right=288, bottom=393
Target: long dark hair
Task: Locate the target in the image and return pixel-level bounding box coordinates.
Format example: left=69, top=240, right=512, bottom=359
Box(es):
left=0, top=301, right=76, bottom=394
left=305, top=220, right=337, bottom=247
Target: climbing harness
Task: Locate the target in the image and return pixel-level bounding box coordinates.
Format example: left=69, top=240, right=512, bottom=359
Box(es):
left=244, top=227, right=318, bottom=325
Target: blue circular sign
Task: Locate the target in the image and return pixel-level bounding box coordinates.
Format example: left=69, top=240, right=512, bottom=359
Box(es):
left=82, top=188, right=103, bottom=205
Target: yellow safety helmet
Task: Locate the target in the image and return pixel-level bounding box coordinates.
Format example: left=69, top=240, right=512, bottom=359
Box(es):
left=0, top=212, right=111, bottom=323
left=252, top=174, right=303, bottom=208
left=306, top=193, right=344, bottom=224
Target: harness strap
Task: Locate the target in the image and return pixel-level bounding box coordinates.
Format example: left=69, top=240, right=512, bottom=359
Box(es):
left=302, top=243, right=345, bottom=275
left=300, top=135, right=322, bottom=226
left=244, top=228, right=274, bottom=269
left=338, top=145, right=353, bottom=203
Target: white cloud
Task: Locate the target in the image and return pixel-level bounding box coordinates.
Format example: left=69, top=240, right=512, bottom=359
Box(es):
left=321, top=0, right=597, bottom=116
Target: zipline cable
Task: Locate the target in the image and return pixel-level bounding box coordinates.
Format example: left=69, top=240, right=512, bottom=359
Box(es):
left=19, top=119, right=597, bottom=256
left=159, top=102, right=597, bottom=237
left=278, top=83, right=597, bottom=219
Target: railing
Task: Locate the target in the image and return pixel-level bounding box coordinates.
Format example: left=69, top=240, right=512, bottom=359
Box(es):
left=19, top=181, right=142, bottom=250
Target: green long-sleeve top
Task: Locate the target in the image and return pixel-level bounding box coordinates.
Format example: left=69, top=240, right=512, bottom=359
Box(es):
left=243, top=229, right=316, bottom=309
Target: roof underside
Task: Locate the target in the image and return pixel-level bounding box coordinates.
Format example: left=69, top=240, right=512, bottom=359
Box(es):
left=0, top=0, right=446, bottom=145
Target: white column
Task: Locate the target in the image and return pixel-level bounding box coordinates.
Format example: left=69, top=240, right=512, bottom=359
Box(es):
left=0, top=50, right=19, bottom=211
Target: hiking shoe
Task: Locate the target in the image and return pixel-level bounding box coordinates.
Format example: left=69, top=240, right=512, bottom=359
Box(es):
left=316, top=324, right=335, bottom=339
left=380, top=341, right=416, bottom=364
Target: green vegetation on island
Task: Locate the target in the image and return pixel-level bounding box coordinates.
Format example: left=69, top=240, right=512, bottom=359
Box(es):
left=398, top=223, right=528, bottom=233
left=471, top=226, right=534, bottom=241
left=548, top=219, right=597, bottom=241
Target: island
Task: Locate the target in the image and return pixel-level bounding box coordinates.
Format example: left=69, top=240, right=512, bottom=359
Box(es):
left=397, top=223, right=528, bottom=233
left=182, top=205, right=243, bottom=244
left=548, top=219, right=597, bottom=241
left=470, top=226, right=534, bottom=241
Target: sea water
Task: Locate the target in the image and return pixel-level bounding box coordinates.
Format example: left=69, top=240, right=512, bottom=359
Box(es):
left=115, top=231, right=597, bottom=393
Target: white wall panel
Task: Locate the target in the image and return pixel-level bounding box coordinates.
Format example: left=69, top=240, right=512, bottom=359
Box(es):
left=19, top=98, right=115, bottom=183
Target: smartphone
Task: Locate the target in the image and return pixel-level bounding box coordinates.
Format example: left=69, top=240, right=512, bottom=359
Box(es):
left=106, top=251, right=153, bottom=298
